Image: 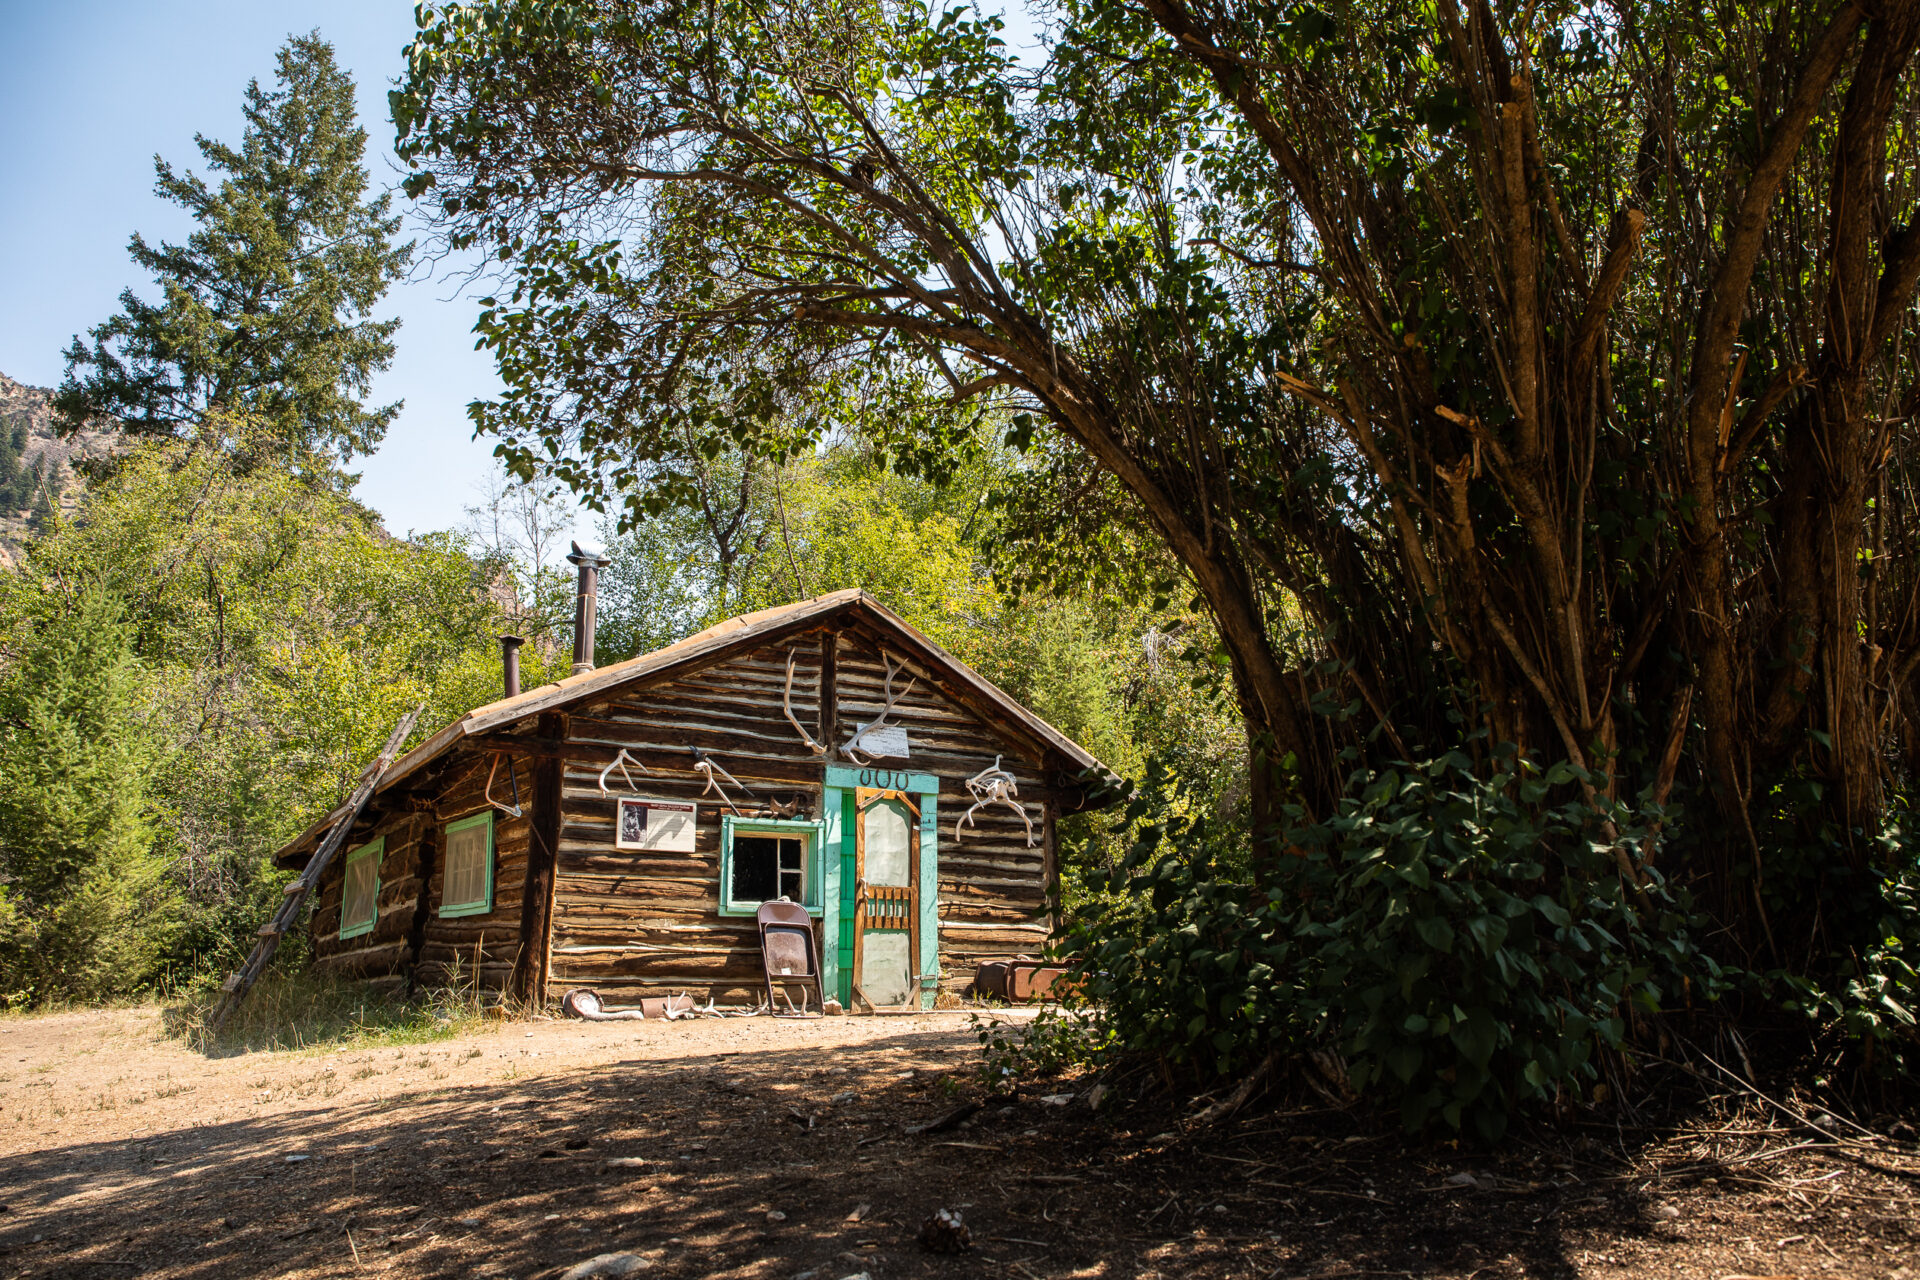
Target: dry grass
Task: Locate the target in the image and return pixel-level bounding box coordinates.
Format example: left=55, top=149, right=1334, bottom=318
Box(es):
left=162, top=956, right=511, bottom=1056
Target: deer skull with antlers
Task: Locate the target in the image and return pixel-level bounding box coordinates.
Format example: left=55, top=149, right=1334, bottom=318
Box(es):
left=954, top=755, right=1035, bottom=847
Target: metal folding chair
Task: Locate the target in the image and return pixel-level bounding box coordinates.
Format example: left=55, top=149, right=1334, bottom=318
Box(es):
left=757, top=899, right=824, bottom=1017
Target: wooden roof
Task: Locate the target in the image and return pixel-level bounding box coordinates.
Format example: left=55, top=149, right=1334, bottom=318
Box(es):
left=273, top=589, right=1118, bottom=867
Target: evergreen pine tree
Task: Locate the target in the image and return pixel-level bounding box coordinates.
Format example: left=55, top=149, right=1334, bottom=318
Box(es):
left=54, top=33, right=411, bottom=475
left=27, top=470, right=57, bottom=534
left=0, top=421, right=26, bottom=510
left=0, top=586, right=167, bottom=1003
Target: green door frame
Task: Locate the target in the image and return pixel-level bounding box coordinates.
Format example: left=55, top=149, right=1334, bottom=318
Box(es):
left=822, top=764, right=939, bottom=1009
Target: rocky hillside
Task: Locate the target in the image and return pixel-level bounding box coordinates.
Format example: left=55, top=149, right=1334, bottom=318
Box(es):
left=0, top=372, right=117, bottom=569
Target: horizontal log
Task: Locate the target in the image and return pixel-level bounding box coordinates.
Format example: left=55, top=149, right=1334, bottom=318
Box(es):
left=939, top=873, right=1047, bottom=893
left=939, top=898, right=1048, bottom=919
left=552, top=902, right=720, bottom=924
left=939, top=920, right=1052, bottom=936
left=479, top=734, right=831, bottom=788
left=417, top=952, right=519, bottom=972
left=555, top=852, right=720, bottom=878
left=941, top=911, right=1049, bottom=930
left=414, top=959, right=516, bottom=985
left=551, top=943, right=760, bottom=963
left=551, top=921, right=762, bottom=945
left=599, top=690, right=816, bottom=729
left=549, top=952, right=768, bottom=979
left=552, top=874, right=716, bottom=895
left=314, top=941, right=411, bottom=976
left=553, top=884, right=714, bottom=907
left=423, top=910, right=524, bottom=938
left=570, top=712, right=807, bottom=754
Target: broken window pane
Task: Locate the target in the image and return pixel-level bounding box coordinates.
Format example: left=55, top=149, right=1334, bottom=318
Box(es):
left=778, top=839, right=804, bottom=900
left=733, top=834, right=805, bottom=904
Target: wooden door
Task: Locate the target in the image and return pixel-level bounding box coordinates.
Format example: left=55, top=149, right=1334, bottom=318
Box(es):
left=852, top=788, right=919, bottom=1008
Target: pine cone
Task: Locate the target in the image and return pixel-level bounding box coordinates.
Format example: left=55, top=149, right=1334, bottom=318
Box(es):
left=917, top=1208, right=972, bottom=1254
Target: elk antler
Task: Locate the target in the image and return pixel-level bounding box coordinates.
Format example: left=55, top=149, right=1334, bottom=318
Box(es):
left=841, top=651, right=918, bottom=765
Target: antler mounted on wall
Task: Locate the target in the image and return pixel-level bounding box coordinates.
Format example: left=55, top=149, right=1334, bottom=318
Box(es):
left=954, top=755, right=1035, bottom=847
left=596, top=747, right=654, bottom=796
left=841, top=650, right=917, bottom=765
left=692, top=747, right=753, bottom=815
left=783, top=648, right=828, bottom=756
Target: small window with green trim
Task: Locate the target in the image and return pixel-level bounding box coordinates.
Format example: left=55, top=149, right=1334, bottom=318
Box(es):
left=719, top=815, right=824, bottom=916
left=440, top=812, right=495, bottom=917
left=340, top=838, right=383, bottom=939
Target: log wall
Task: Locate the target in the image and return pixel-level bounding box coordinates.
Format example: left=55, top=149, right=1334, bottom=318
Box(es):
left=414, top=751, right=537, bottom=992
left=308, top=811, right=424, bottom=980
left=305, top=751, right=535, bottom=993
left=546, top=640, right=830, bottom=1005
left=303, top=620, right=1064, bottom=1005
left=542, top=626, right=1056, bottom=1005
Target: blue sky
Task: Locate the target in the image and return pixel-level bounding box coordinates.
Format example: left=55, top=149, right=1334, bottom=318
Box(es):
left=0, top=1, right=1043, bottom=545
left=0, top=0, right=538, bottom=541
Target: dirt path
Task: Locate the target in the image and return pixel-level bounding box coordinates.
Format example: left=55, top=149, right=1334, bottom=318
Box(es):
left=1, top=1007, right=1916, bottom=1279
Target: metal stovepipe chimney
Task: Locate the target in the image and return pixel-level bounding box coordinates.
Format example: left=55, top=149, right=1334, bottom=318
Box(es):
left=566, top=542, right=612, bottom=676
left=498, top=634, right=526, bottom=699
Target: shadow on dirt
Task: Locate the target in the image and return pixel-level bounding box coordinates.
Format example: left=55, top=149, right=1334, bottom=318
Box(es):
left=10, top=1025, right=1889, bottom=1280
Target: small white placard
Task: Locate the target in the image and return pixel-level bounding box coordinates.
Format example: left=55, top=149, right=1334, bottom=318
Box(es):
left=849, top=724, right=910, bottom=759
left=615, top=797, right=698, bottom=852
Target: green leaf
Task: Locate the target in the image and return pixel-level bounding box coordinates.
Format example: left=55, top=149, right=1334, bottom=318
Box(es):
left=1450, top=1006, right=1498, bottom=1067
left=1415, top=915, right=1455, bottom=952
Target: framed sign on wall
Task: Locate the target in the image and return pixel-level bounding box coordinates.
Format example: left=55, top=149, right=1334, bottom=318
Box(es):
left=615, top=797, right=699, bottom=852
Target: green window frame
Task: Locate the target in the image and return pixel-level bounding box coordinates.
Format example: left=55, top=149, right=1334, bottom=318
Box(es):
left=339, top=838, right=383, bottom=940
left=718, top=815, right=826, bottom=917
left=439, top=811, right=495, bottom=918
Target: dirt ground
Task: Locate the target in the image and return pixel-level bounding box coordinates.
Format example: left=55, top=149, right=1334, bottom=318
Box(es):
left=2, top=1007, right=1917, bottom=1280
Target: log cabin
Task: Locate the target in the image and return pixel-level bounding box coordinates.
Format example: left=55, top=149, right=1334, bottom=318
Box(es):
left=273, top=567, right=1117, bottom=1011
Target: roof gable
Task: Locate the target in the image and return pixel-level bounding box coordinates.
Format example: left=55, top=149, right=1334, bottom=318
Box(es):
left=273, top=590, right=1119, bottom=868
left=382, top=589, right=1110, bottom=795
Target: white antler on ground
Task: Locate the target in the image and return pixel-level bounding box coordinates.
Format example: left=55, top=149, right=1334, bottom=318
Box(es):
left=841, top=651, right=918, bottom=764
left=954, top=754, right=1035, bottom=847
left=784, top=648, right=828, bottom=756
left=596, top=747, right=654, bottom=795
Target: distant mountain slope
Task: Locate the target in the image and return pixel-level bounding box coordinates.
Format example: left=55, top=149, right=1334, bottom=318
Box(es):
left=0, top=372, right=118, bottom=569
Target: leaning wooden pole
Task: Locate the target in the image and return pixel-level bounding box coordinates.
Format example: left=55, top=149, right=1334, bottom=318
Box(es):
left=205, top=702, right=428, bottom=1036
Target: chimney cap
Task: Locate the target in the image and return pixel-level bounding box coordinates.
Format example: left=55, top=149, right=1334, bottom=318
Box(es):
left=566, top=540, right=611, bottom=569
left=497, top=633, right=526, bottom=647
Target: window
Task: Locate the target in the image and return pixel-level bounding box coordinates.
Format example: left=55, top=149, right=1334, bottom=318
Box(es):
left=340, top=838, right=383, bottom=939
left=733, top=834, right=806, bottom=902
left=719, top=816, right=824, bottom=916
left=440, top=812, right=494, bottom=917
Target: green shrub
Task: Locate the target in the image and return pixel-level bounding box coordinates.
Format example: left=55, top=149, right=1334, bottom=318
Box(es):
left=973, top=1005, right=1110, bottom=1092
left=1765, top=860, right=1920, bottom=1075
left=1060, top=750, right=1727, bottom=1139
